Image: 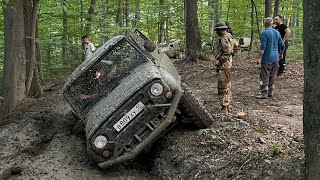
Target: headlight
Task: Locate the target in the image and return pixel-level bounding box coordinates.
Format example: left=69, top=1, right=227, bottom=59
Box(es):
left=150, top=83, right=163, bottom=96
left=93, top=135, right=107, bottom=149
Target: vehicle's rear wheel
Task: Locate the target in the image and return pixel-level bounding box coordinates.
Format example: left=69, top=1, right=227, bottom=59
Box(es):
left=177, top=83, right=214, bottom=129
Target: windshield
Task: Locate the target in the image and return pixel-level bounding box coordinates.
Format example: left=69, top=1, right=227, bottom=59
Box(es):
left=65, top=38, right=149, bottom=117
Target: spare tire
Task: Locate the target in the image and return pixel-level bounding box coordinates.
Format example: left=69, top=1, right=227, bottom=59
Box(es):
left=177, top=83, right=214, bottom=128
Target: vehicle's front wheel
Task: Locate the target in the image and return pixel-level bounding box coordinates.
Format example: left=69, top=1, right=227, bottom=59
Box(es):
left=177, top=83, right=214, bottom=129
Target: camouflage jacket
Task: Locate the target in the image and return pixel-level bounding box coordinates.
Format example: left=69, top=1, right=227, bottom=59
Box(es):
left=217, top=32, right=233, bottom=64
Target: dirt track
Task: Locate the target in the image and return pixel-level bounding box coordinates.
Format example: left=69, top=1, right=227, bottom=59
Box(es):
left=0, top=53, right=304, bottom=180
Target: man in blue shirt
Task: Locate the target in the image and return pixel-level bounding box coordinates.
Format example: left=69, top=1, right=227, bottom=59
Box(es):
left=256, top=17, right=285, bottom=99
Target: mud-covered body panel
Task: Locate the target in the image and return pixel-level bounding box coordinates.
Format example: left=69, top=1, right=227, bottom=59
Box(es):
left=63, top=29, right=184, bottom=168
left=85, top=62, right=161, bottom=138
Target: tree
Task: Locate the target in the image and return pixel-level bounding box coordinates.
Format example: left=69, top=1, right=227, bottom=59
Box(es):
left=184, top=0, right=202, bottom=61
left=265, top=0, right=272, bottom=17
left=303, top=0, right=320, bottom=179
left=2, top=0, right=27, bottom=116
left=133, top=0, right=140, bottom=27
left=24, top=0, right=42, bottom=97
left=1, top=0, right=42, bottom=117
left=116, top=0, right=123, bottom=28
left=273, top=0, right=279, bottom=17
left=86, top=0, right=97, bottom=35
left=100, top=0, right=109, bottom=43
left=158, top=0, right=165, bottom=44
left=62, top=0, right=68, bottom=63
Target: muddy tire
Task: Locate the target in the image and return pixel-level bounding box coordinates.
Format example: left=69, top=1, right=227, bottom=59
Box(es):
left=178, top=83, right=214, bottom=129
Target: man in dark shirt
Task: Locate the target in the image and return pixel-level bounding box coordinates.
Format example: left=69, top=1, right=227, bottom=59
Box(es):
left=274, top=15, right=291, bottom=77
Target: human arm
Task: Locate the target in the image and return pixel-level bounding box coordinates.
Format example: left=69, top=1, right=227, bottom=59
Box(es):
left=283, top=28, right=291, bottom=42
left=218, top=35, right=233, bottom=63
left=80, top=93, right=97, bottom=100
left=257, top=32, right=266, bottom=64
left=278, top=32, right=285, bottom=59
left=256, top=50, right=264, bottom=64
left=90, top=43, right=96, bottom=52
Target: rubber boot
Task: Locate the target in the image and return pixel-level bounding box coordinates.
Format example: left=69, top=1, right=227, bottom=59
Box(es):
left=256, top=85, right=268, bottom=99
left=268, top=84, right=274, bottom=97
left=220, top=105, right=229, bottom=115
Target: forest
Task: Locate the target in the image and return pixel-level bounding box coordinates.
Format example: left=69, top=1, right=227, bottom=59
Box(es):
left=0, top=0, right=303, bottom=94
left=3, top=0, right=320, bottom=179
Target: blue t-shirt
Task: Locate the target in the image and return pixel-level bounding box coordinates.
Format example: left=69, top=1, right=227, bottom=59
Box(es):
left=260, top=28, right=285, bottom=64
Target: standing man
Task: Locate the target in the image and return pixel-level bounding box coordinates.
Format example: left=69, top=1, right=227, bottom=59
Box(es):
left=256, top=17, right=285, bottom=99
left=212, top=22, right=234, bottom=115
left=274, top=15, right=291, bottom=77
left=82, top=35, right=96, bottom=60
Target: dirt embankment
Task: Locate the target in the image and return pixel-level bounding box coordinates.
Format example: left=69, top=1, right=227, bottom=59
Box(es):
left=0, top=53, right=304, bottom=180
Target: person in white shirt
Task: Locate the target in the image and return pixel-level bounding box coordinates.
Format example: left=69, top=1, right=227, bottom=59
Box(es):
left=82, top=35, right=96, bottom=60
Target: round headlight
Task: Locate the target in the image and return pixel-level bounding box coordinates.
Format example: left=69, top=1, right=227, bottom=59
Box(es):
left=93, top=135, right=107, bottom=149
left=150, top=83, right=163, bottom=96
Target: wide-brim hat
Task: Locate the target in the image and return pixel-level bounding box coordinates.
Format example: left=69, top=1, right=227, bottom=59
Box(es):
left=214, top=22, right=228, bottom=30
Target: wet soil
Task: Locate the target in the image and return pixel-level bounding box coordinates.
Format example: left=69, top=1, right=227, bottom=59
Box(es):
left=0, top=53, right=304, bottom=180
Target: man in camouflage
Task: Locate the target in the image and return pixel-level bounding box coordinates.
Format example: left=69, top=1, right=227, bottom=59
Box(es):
left=212, top=22, right=234, bottom=115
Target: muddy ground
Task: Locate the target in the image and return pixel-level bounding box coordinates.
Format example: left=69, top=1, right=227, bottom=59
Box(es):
left=0, top=53, right=304, bottom=180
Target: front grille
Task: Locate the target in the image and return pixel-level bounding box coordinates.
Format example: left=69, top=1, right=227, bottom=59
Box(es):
left=90, top=80, right=173, bottom=158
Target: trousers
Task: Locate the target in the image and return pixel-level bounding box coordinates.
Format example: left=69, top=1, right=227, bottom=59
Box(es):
left=217, top=62, right=232, bottom=106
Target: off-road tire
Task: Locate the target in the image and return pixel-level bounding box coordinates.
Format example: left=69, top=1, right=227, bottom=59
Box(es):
left=178, top=83, right=214, bottom=129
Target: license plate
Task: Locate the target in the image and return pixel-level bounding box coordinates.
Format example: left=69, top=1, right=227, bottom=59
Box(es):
left=113, top=101, right=145, bottom=132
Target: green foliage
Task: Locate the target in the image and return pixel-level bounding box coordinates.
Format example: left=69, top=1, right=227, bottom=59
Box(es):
left=198, top=128, right=221, bottom=140
left=0, top=0, right=304, bottom=86
left=271, top=142, right=283, bottom=155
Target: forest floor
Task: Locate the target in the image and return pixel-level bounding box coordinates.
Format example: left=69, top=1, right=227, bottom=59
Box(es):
left=0, top=53, right=304, bottom=180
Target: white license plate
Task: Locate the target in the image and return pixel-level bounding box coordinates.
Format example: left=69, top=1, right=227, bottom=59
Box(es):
left=113, top=101, right=145, bottom=132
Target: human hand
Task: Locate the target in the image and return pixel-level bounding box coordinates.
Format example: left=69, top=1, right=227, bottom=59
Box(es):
left=211, top=59, right=218, bottom=66
left=280, top=53, right=283, bottom=60
left=214, top=60, right=221, bottom=66
left=256, top=58, right=261, bottom=64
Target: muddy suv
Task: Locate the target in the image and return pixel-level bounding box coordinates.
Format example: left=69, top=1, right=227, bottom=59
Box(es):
left=159, top=39, right=183, bottom=58
left=63, top=29, right=213, bottom=169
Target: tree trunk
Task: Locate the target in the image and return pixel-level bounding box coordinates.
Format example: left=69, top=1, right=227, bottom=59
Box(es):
left=35, top=19, right=43, bottom=81
left=226, top=0, right=231, bottom=20
left=24, top=0, right=41, bottom=96
left=101, top=0, right=109, bottom=43
left=273, top=0, right=279, bottom=17
left=62, top=0, right=68, bottom=64
left=80, top=0, right=84, bottom=32
left=1, top=0, right=26, bottom=117
left=303, top=0, right=320, bottom=179
left=116, top=0, right=123, bottom=27
left=265, top=0, right=272, bottom=18
left=125, top=0, right=129, bottom=36
left=86, top=0, right=96, bottom=35
left=209, top=0, right=218, bottom=52
left=253, top=0, right=260, bottom=37
left=249, top=0, right=254, bottom=52
left=29, top=17, right=43, bottom=98
left=158, top=0, right=165, bottom=44
left=165, top=18, right=169, bottom=42
left=184, top=0, right=202, bottom=62
left=133, top=0, right=140, bottom=27
left=213, top=0, right=219, bottom=25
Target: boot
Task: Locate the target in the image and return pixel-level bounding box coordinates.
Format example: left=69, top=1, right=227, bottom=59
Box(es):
left=256, top=85, right=268, bottom=99
left=220, top=105, right=229, bottom=115
left=268, top=84, right=274, bottom=97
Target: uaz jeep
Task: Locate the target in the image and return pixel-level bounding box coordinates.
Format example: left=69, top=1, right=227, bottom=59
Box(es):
left=63, top=29, right=213, bottom=168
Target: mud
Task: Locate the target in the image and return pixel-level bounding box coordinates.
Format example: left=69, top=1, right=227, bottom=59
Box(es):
left=0, top=53, right=304, bottom=180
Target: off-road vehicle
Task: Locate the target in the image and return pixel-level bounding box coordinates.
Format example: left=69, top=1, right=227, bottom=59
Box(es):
left=159, top=39, right=183, bottom=58
left=63, top=29, right=213, bottom=169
